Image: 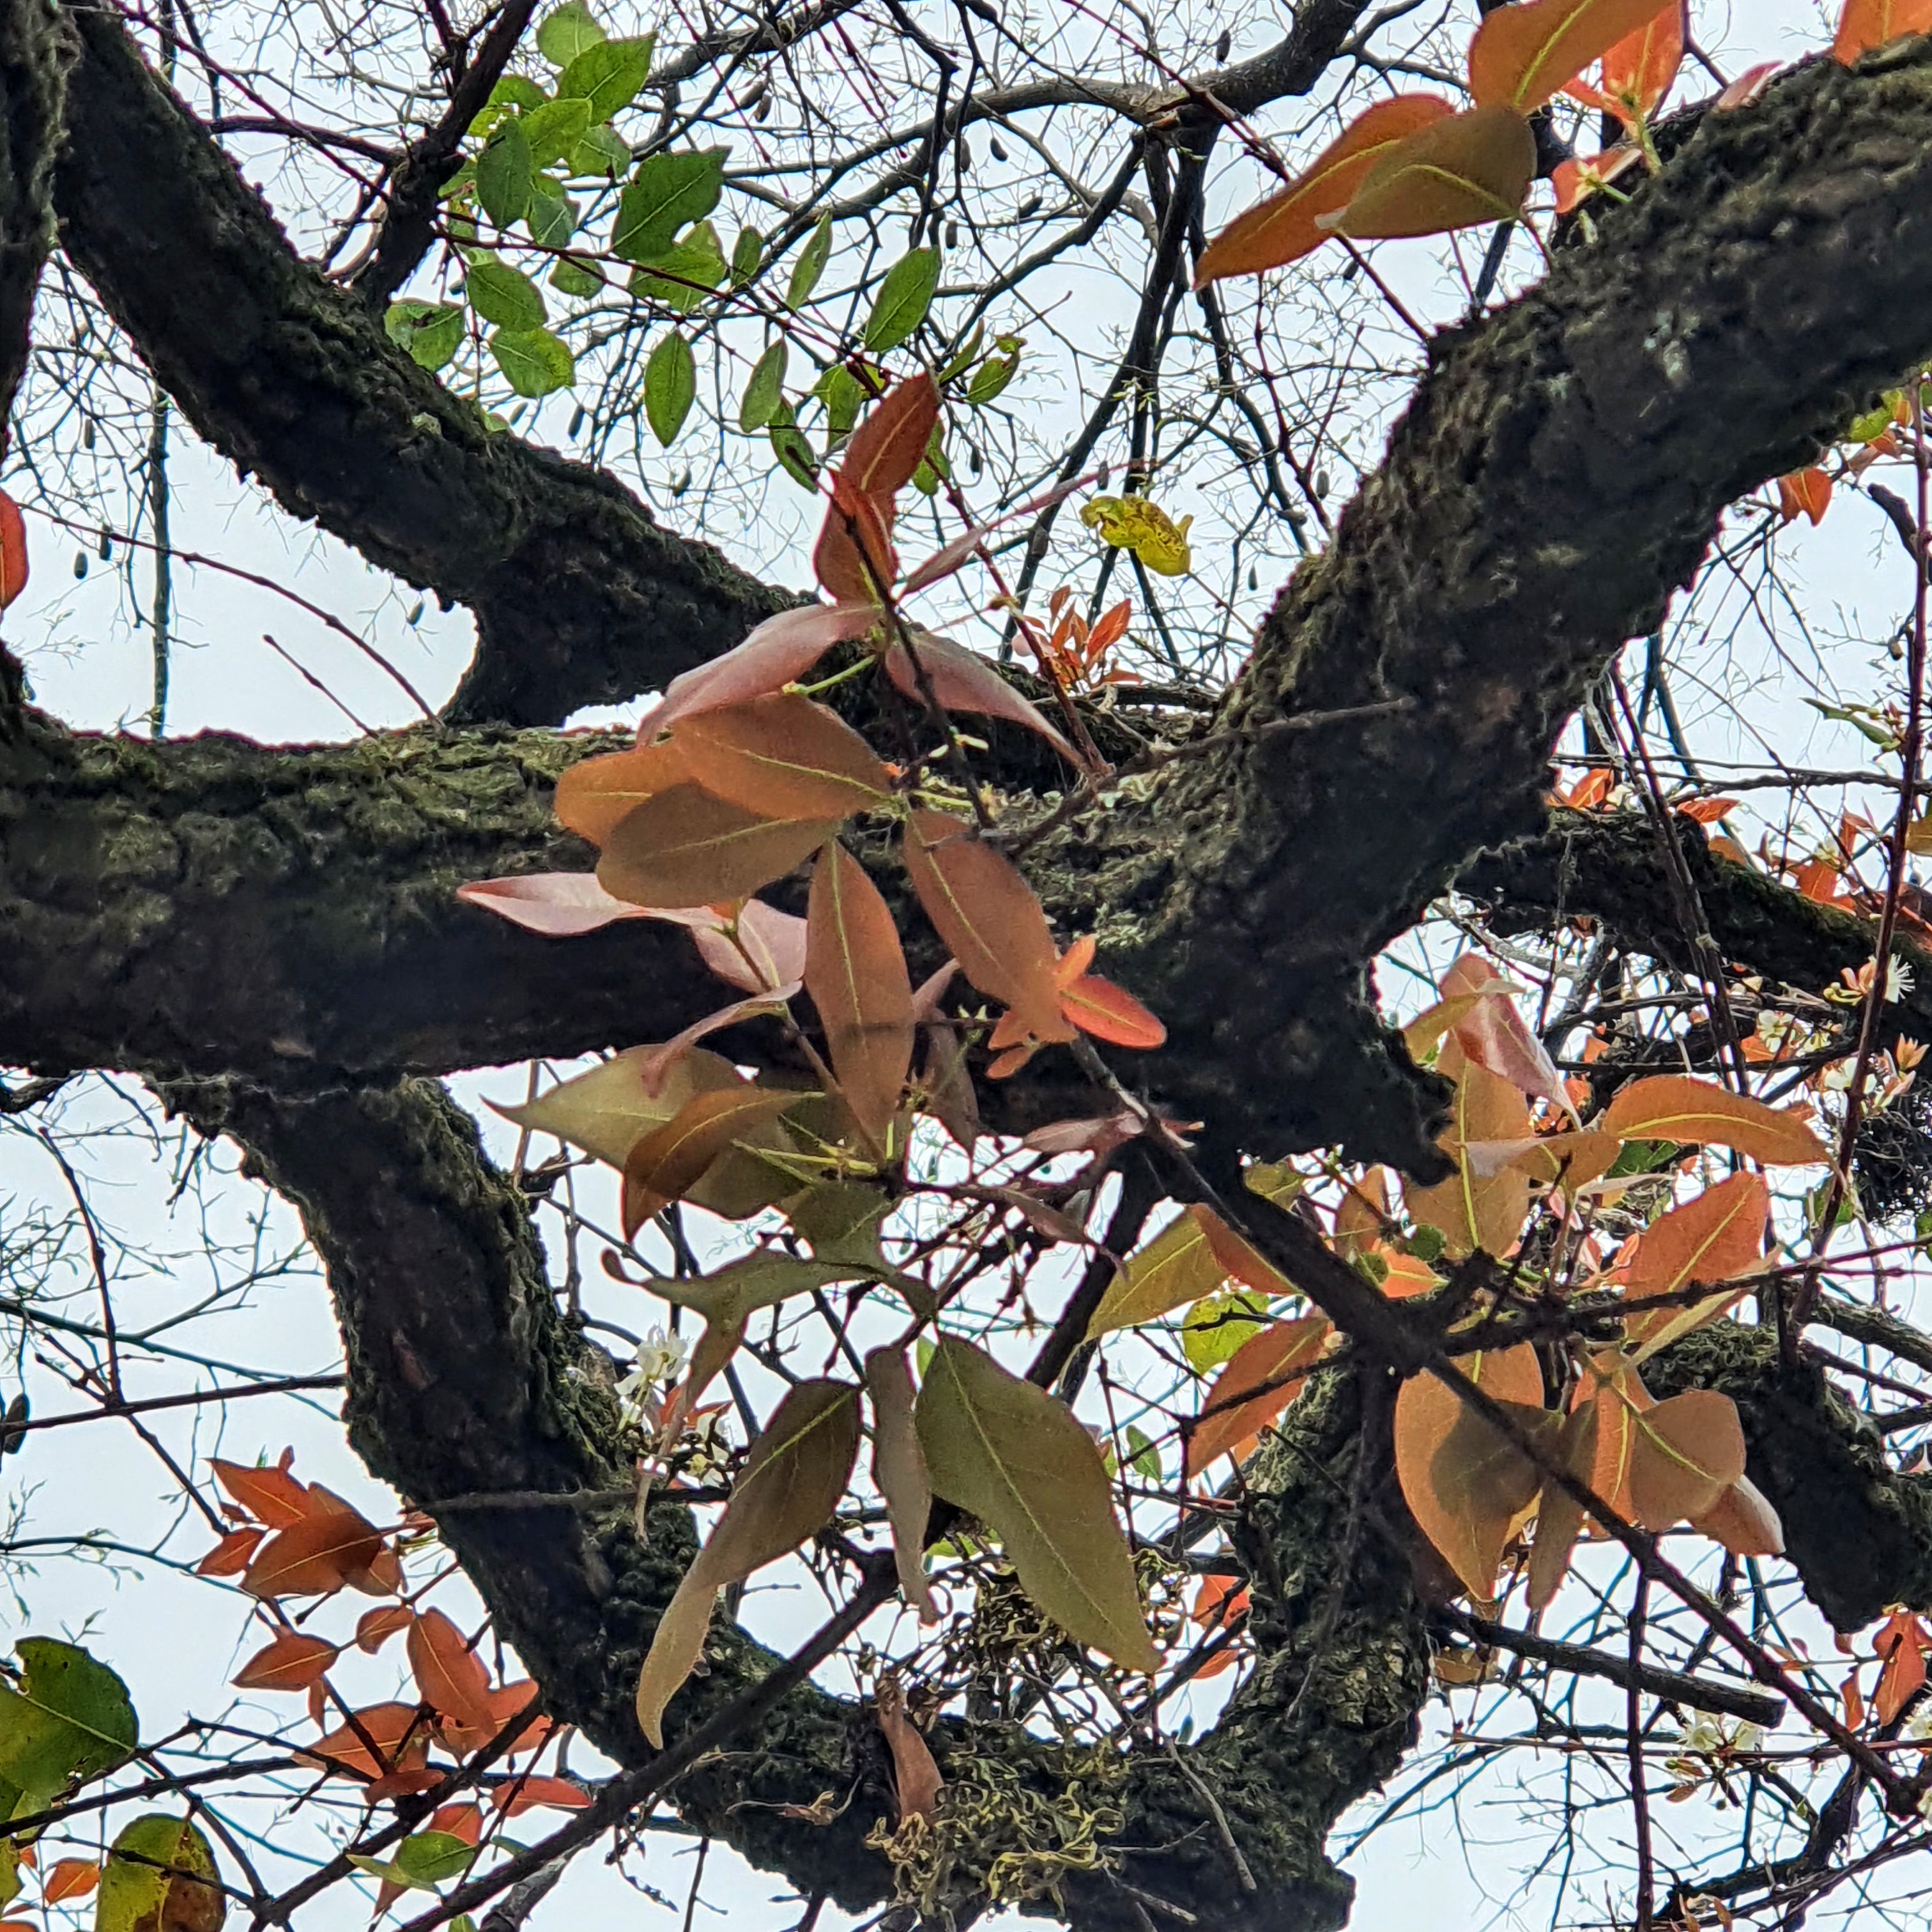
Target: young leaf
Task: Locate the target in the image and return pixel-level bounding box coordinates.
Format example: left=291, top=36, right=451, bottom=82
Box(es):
left=231, top=1632, right=337, bottom=1693
left=406, top=1610, right=497, bottom=1733
left=597, top=785, right=841, bottom=908
left=865, top=1347, right=937, bottom=1621
left=1184, top=1317, right=1331, bottom=1476
left=1598, top=1075, right=1829, bottom=1165
left=1193, top=94, right=1455, bottom=284
left=674, top=693, right=893, bottom=820
left=1057, top=969, right=1167, bottom=1049
left=496, top=1044, right=754, bottom=1169
left=843, top=374, right=940, bottom=501
left=523, top=96, right=593, bottom=169
left=862, top=248, right=941, bottom=353
left=1627, top=1390, right=1746, bottom=1531
left=195, top=1527, right=264, bottom=1577
left=1619, top=1171, right=1767, bottom=1365
left=903, top=810, right=1070, bottom=1041
left=692, top=898, right=809, bottom=992
left=1688, top=1475, right=1784, bottom=1557
left=915, top=1338, right=1159, bottom=1672
left=813, top=471, right=897, bottom=602
left=882, top=631, right=1080, bottom=765
left=647, top=600, right=882, bottom=736
left=1468, top=0, right=1690, bottom=112
left=806, top=841, right=914, bottom=1142
left=456, top=871, right=655, bottom=937
left=636, top=1379, right=862, bottom=1744
left=1393, top=1347, right=1545, bottom=1600
left=1085, top=1205, right=1227, bottom=1339
left=1832, top=0, right=1932, bottom=64
left=1322, top=105, right=1535, bottom=241
left=43, top=1861, right=100, bottom=1905
left=240, top=1491, right=387, bottom=1600
left=1591, top=1, right=1686, bottom=120
left=1525, top=1396, right=1600, bottom=1611
left=645, top=332, right=696, bottom=446
left=739, top=339, right=790, bottom=432
left=786, top=214, right=833, bottom=307
left=620, top=1085, right=799, bottom=1234
left=210, top=1458, right=310, bottom=1528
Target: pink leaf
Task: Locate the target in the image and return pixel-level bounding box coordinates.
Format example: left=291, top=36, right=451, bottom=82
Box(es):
left=635, top=985, right=804, bottom=1093
left=901, top=478, right=1092, bottom=594
left=456, top=873, right=654, bottom=937
left=645, top=602, right=880, bottom=738
left=693, top=899, right=809, bottom=992
left=884, top=631, right=1081, bottom=767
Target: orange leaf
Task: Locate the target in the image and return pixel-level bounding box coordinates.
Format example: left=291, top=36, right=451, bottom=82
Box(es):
left=1619, top=1172, right=1767, bottom=1362
left=1689, top=1475, right=1784, bottom=1558
left=1600, top=1074, right=1829, bottom=1166
left=553, top=740, right=691, bottom=848
left=1407, top=1061, right=1533, bottom=1260
left=620, top=1084, right=798, bottom=1237
left=1874, top=1612, right=1928, bottom=1724
left=842, top=374, right=939, bottom=502
left=210, top=1459, right=310, bottom=1529
left=1058, top=971, right=1166, bottom=1049
left=1597, top=1, right=1685, bottom=119
left=806, top=839, right=914, bottom=1142
left=876, top=1678, right=942, bottom=1823
left=1777, top=467, right=1832, bottom=526
left=903, top=810, right=1070, bottom=1041
left=1193, top=95, right=1455, bottom=282
left=1324, top=105, right=1535, bottom=241
left=195, top=1526, right=264, bottom=1577
left=647, top=601, right=882, bottom=737
left=356, top=1605, right=415, bottom=1653
left=0, top=489, right=27, bottom=611
left=302, top=1703, right=427, bottom=1781
left=1586, top=1358, right=1653, bottom=1521
left=492, top=1775, right=592, bottom=1817
left=1469, top=0, right=1689, bottom=112
left=882, top=631, right=1081, bottom=765
left=408, top=1608, right=498, bottom=1733
left=1526, top=1395, right=1601, bottom=1610
left=42, top=1862, right=98, bottom=1905
left=233, top=1630, right=339, bottom=1692
left=240, top=1493, right=384, bottom=1599
left=813, top=471, right=898, bottom=603
left=597, top=784, right=841, bottom=909
left=425, top=1803, right=484, bottom=1844
left=675, top=693, right=893, bottom=820
left=1834, top=0, right=1932, bottom=63
left=1627, top=1390, right=1746, bottom=1531
left=1184, top=1317, right=1331, bottom=1476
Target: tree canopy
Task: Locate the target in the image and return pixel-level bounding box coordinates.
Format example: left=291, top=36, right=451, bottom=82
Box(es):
left=9, top=2, right=1932, bottom=1931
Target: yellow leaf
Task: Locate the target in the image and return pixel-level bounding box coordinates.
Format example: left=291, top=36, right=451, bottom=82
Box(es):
left=1085, top=1204, right=1227, bottom=1339
left=1078, top=496, right=1193, bottom=576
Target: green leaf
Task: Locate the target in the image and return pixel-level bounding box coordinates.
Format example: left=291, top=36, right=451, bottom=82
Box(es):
left=786, top=213, right=832, bottom=308
left=96, top=1816, right=221, bottom=1932
left=769, top=415, right=817, bottom=489
left=550, top=254, right=606, bottom=297
left=1123, top=1423, right=1162, bottom=1482
left=966, top=346, right=1020, bottom=404
left=914, top=1338, right=1158, bottom=1673
left=558, top=35, right=654, bottom=122
left=468, top=73, right=545, bottom=137
left=636, top=1380, right=861, bottom=1745
left=394, top=1830, right=473, bottom=1888
left=384, top=300, right=465, bottom=371
left=477, top=118, right=534, bottom=227
left=613, top=148, right=726, bottom=263
left=629, top=220, right=726, bottom=312
left=569, top=123, right=631, bottom=179
left=523, top=96, right=592, bottom=169
left=1182, top=1289, right=1269, bottom=1372
left=536, top=0, right=604, bottom=66
left=739, top=339, right=788, bottom=431
left=526, top=180, right=577, bottom=247
left=1085, top=1208, right=1223, bottom=1340
left=814, top=362, right=865, bottom=438
left=862, top=247, right=940, bottom=353
left=491, top=326, right=576, bottom=397
left=730, top=226, right=765, bottom=288
left=464, top=256, right=546, bottom=330
left=936, top=321, right=984, bottom=385
left=645, top=332, right=696, bottom=446
left=0, top=1639, right=137, bottom=1820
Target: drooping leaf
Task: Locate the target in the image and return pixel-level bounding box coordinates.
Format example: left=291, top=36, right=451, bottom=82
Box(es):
left=813, top=470, right=897, bottom=602
left=456, top=871, right=655, bottom=936
left=231, top=1632, right=337, bottom=1694
left=786, top=215, right=833, bottom=307
left=806, top=841, right=914, bottom=1142
left=875, top=1677, right=942, bottom=1821
left=1406, top=1061, right=1533, bottom=1261
left=0, top=1641, right=137, bottom=1820
left=882, top=631, right=1080, bottom=765
left=1322, top=104, right=1535, bottom=241
left=1184, top=1317, right=1331, bottom=1476
left=865, top=1348, right=937, bottom=1621
left=739, top=339, right=790, bottom=432
left=1599, top=1075, right=1829, bottom=1165
left=1469, top=0, right=1690, bottom=111
left=1833, top=0, right=1932, bottom=63
left=1525, top=1396, right=1600, bottom=1611
left=406, top=1610, right=498, bottom=1733
left=1193, top=94, right=1455, bottom=282
left=903, top=810, right=1070, bottom=1042
left=1085, top=1205, right=1227, bottom=1340
left=96, top=1817, right=222, bottom=1932
left=842, top=374, right=939, bottom=501
left=644, top=331, right=696, bottom=446
left=636, top=1379, right=862, bottom=1744
left=915, top=1338, right=1158, bottom=1672
left=675, top=693, right=893, bottom=820
left=614, top=149, right=726, bottom=262
left=1688, top=1474, right=1784, bottom=1557
left=646, top=601, right=882, bottom=736
left=356, top=1606, right=415, bottom=1653
left=620, top=1085, right=799, bottom=1235
left=1619, top=1172, right=1768, bottom=1365
left=597, top=785, right=841, bottom=908
left=301, top=1702, right=427, bottom=1781
left=1627, top=1390, right=1746, bottom=1531
left=862, top=248, right=941, bottom=353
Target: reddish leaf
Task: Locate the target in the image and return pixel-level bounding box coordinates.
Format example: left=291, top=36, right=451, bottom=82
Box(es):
left=425, top=1804, right=484, bottom=1844
left=806, top=840, right=914, bottom=1142
left=1834, top=0, right=1932, bottom=63
left=598, top=785, right=841, bottom=909
left=1469, top=0, right=1689, bottom=112
left=553, top=739, right=691, bottom=847
left=1627, top=1390, right=1746, bottom=1531
left=211, top=1459, right=311, bottom=1529
left=1323, top=105, right=1535, bottom=241
left=0, top=489, right=27, bottom=611
left=900, top=477, right=1089, bottom=594
left=1713, top=59, right=1780, bottom=107
left=408, top=1608, right=498, bottom=1733
left=843, top=374, right=939, bottom=502
left=1021, top=1111, right=1145, bottom=1158
left=692, top=899, right=809, bottom=992
left=42, top=1862, right=98, bottom=1905
left=456, top=871, right=656, bottom=936
left=1620, top=1172, right=1768, bottom=1363
left=814, top=471, right=898, bottom=603
left=1055, top=949, right=1167, bottom=1048
left=195, top=1526, right=265, bottom=1577
left=492, top=1775, right=592, bottom=1816
left=903, top=811, right=1070, bottom=1043
left=1777, top=467, right=1833, bottom=526
left=675, top=693, right=893, bottom=820
left=356, top=1605, right=415, bottom=1653
left=233, top=1630, right=339, bottom=1692
left=1526, top=1395, right=1602, bottom=1611
left=1184, top=1317, right=1331, bottom=1476
left=647, top=601, right=883, bottom=737
left=876, top=1677, right=942, bottom=1823
left=1595, top=1, right=1685, bottom=119
left=1599, top=1075, right=1828, bottom=1165
left=1194, top=95, right=1455, bottom=282
left=1874, top=1611, right=1928, bottom=1723
left=1689, top=1475, right=1784, bottom=1557
left=620, top=1084, right=798, bottom=1236
left=241, top=1492, right=385, bottom=1600
left=632, top=986, right=803, bottom=1097
left=882, top=631, right=1080, bottom=766
left=302, top=1703, right=427, bottom=1781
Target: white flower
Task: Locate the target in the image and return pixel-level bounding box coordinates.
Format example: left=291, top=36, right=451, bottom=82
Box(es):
left=1678, top=1715, right=1724, bottom=1754
left=615, top=1327, right=690, bottom=1416
left=1888, top=955, right=1916, bottom=1002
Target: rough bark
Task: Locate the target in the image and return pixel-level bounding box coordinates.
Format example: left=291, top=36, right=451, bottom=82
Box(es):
left=50, top=4, right=795, bottom=730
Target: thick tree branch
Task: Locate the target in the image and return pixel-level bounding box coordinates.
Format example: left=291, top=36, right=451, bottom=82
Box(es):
left=50, top=4, right=793, bottom=729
